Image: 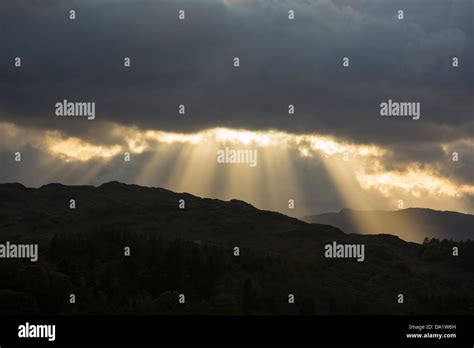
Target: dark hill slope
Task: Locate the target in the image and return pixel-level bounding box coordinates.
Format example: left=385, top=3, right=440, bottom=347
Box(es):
left=0, top=182, right=472, bottom=315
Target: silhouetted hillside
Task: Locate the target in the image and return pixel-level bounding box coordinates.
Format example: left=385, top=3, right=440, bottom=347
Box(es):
left=302, top=208, right=474, bottom=243
left=0, top=182, right=473, bottom=315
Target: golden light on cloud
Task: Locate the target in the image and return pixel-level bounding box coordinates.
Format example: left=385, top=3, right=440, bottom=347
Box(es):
left=214, top=128, right=277, bottom=146
left=356, top=166, right=474, bottom=198
left=146, top=130, right=203, bottom=145
left=45, top=132, right=122, bottom=162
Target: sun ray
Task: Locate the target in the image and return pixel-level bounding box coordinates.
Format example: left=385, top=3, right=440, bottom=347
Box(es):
left=1, top=121, right=473, bottom=220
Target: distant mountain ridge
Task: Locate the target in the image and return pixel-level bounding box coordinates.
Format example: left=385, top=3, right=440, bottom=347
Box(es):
left=302, top=208, right=474, bottom=243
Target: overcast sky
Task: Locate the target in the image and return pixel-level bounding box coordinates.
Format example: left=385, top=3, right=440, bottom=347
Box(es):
left=0, top=0, right=472, bottom=216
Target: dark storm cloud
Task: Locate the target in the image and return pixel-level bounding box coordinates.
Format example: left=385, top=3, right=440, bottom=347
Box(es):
left=0, top=0, right=472, bottom=147
left=376, top=139, right=473, bottom=186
